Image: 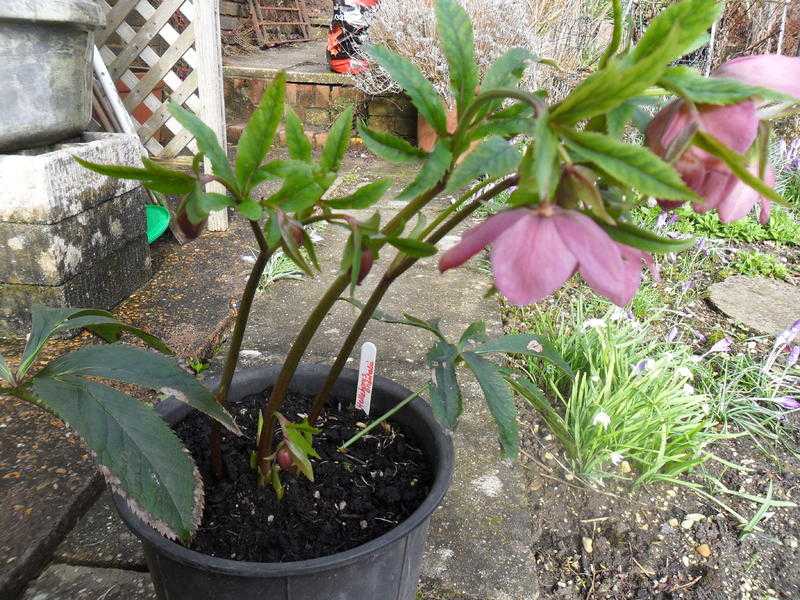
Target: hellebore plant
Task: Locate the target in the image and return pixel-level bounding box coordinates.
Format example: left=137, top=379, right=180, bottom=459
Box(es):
left=1, top=0, right=798, bottom=542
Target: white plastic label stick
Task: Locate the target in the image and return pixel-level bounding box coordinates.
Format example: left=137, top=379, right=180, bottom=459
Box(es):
left=356, top=342, right=377, bottom=415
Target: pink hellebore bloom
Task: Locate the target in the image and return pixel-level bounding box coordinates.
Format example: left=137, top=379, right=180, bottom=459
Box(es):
left=647, top=54, right=800, bottom=224
left=438, top=205, right=653, bottom=306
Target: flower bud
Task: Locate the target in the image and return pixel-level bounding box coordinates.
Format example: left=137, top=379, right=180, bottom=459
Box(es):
left=175, top=207, right=206, bottom=240
left=357, top=248, right=374, bottom=285
left=276, top=447, right=294, bottom=471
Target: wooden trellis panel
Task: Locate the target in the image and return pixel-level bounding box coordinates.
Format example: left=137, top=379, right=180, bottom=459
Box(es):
left=97, top=0, right=229, bottom=229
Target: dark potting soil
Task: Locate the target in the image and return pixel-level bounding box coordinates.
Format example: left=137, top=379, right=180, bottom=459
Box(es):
left=175, top=390, right=434, bottom=563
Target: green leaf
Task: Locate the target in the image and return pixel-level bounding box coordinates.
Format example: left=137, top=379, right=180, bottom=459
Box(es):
left=43, top=344, right=240, bottom=434
left=532, top=115, right=559, bottom=201
left=198, top=192, right=234, bottom=213
left=320, top=106, right=354, bottom=173
left=277, top=415, right=315, bottom=481
left=461, top=352, right=519, bottom=459
left=285, top=106, right=313, bottom=162
left=184, top=183, right=206, bottom=225
left=357, top=123, right=426, bottom=164
left=458, top=321, right=489, bottom=349
left=692, top=130, right=783, bottom=204
left=632, top=0, right=722, bottom=65
left=168, top=103, right=236, bottom=189
left=271, top=464, right=285, bottom=500
left=19, top=306, right=171, bottom=379
left=469, top=117, right=535, bottom=142
left=426, top=341, right=462, bottom=428
left=446, top=136, right=521, bottom=193
left=482, top=48, right=536, bottom=91
left=562, top=130, right=700, bottom=201
left=0, top=353, right=13, bottom=383
left=606, top=101, right=636, bottom=139
left=369, top=45, right=449, bottom=136
left=386, top=236, right=438, bottom=257
left=598, top=219, right=696, bottom=253
left=474, top=334, right=573, bottom=376
left=268, top=172, right=326, bottom=213
left=435, top=0, right=478, bottom=114
left=659, top=66, right=772, bottom=105
left=284, top=426, right=320, bottom=460
left=237, top=200, right=263, bottom=221
left=236, top=73, right=286, bottom=191
left=280, top=224, right=315, bottom=278
left=397, top=141, right=452, bottom=202
left=31, top=375, right=202, bottom=541
left=326, top=179, right=392, bottom=210
left=74, top=157, right=196, bottom=196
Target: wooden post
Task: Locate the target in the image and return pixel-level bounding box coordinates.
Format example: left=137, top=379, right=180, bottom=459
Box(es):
left=195, top=0, right=229, bottom=231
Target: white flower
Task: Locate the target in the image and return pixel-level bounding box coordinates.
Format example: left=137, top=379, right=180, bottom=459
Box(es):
left=676, top=366, right=694, bottom=380
left=592, top=411, right=611, bottom=429
left=610, top=452, right=624, bottom=465
left=683, top=383, right=695, bottom=395
left=583, top=319, right=607, bottom=330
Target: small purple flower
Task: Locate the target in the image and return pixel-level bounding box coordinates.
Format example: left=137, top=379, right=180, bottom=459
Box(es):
left=681, top=279, right=694, bottom=293
left=632, top=358, right=656, bottom=375
left=666, top=326, right=679, bottom=343
left=787, top=345, right=800, bottom=368
left=778, top=397, right=800, bottom=410
left=693, top=330, right=707, bottom=343
left=707, top=337, right=733, bottom=355
left=656, top=212, right=670, bottom=229
left=775, top=320, right=800, bottom=348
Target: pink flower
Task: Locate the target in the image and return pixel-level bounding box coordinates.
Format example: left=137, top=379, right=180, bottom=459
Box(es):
left=438, top=205, right=653, bottom=306
left=647, top=55, right=800, bottom=224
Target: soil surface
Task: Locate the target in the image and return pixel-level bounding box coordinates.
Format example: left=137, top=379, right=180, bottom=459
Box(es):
left=176, top=391, right=433, bottom=563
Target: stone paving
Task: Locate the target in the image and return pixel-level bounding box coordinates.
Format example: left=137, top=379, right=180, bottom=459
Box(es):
left=0, top=153, right=537, bottom=599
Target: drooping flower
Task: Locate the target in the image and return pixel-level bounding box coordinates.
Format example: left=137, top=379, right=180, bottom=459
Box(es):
left=439, top=205, right=654, bottom=306
left=787, top=345, right=800, bottom=368
left=647, top=55, right=800, bottom=224
left=775, top=319, right=800, bottom=349
left=706, top=337, right=733, bottom=355
left=592, top=411, right=611, bottom=429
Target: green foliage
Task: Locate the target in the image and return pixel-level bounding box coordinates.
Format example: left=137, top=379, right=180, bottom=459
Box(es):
left=7, top=306, right=239, bottom=541
left=659, top=66, right=771, bottom=105
left=445, top=136, right=522, bottom=193
left=730, top=250, right=790, bottom=279
left=356, top=123, right=426, bottom=164
left=320, top=107, right=354, bottom=173
left=435, top=0, right=478, bottom=114
left=326, top=179, right=392, bottom=210
left=396, top=141, right=452, bottom=202
left=514, top=302, right=714, bottom=482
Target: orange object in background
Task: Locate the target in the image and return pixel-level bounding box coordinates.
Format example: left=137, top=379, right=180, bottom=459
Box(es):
left=327, top=0, right=380, bottom=74
left=115, top=69, right=164, bottom=126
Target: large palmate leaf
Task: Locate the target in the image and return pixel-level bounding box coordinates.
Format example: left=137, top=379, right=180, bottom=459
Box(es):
left=31, top=375, right=202, bottom=541
left=563, top=130, right=700, bottom=201
left=427, top=341, right=462, bottom=428
left=435, top=0, right=478, bottom=115
left=461, top=352, right=519, bottom=459
left=19, top=306, right=171, bottom=379
left=168, top=103, right=237, bottom=189
left=396, top=141, right=452, bottom=202
left=42, top=344, right=239, bottom=434
left=445, top=136, right=521, bottom=193
left=236, top=73, right=286, bottom=192
left=369, top=45, right=449, bottom=136
left=357, top=124, right=427, bottom=164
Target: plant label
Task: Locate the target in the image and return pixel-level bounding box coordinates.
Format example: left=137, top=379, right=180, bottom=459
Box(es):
left=356, top=342, right=377, bottom=415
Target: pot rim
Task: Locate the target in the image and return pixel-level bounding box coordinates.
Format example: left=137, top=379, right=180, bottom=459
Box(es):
left=0, top=0, right=105, bottom=30
left=113, top=364, right=454, bottom=577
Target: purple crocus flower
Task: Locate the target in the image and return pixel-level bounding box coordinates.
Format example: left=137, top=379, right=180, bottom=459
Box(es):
left=778, top=397, right=800, bottom=410
left=707, top=337, right=733, bottom=354
left=787, top=345, right=800, bottom=368
left=776, top=320, right=800, bottom=348
left=666, top=326, right=679, bottom=343
left=439, top=205, right=655, bottom=306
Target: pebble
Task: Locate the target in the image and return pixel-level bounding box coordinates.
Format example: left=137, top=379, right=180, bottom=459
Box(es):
left=582, top=537, right=593, bottom=553
left=682, top=556, right=690, bottom=567
left=696, top=544, right=712, bottom=558
left=619, top=461, right=632, bottom=474
left=786, top=536, right=798, bottom=549
left=668, top=518, right=680, bottom=528
left=682, top=513, right=706, bottom=529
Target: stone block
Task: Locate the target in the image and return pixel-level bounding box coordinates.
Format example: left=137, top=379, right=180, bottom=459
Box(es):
left=368, top=95, right=415, bottom=118
left=21, top=564, right=156, bottom=600
left=0, top=133, right=142, bottom=224
left=295, top=83, right=317, bottom=109
left=0, top=187, right=147, bottom=285
left=0, top=236, right=152, bottom=336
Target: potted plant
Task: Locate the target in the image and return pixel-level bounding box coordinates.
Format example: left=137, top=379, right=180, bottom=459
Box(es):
left=2, top=0, right=798, bottom=597
left=0, top=0, right=106, bottom=151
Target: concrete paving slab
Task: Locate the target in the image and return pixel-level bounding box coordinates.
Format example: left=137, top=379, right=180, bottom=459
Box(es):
left=54, top=491, right=146, bottom=571
left=21, top=564, right=156, bottom=600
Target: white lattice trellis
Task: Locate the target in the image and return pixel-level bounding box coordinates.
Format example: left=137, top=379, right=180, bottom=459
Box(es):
left=97, top=0, right=229, bottom=229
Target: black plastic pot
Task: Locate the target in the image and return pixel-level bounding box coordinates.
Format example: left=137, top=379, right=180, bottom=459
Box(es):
left=113, top=364, right=454, bottom=600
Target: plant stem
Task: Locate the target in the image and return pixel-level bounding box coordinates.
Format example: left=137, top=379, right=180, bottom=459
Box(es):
left=338, top=384, right=427, bottom=452
left=308, top=176, right=518, bottom=423
left=209, top=220, right=273, bottom=480
left=254, top=183, right=447, bottom=475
